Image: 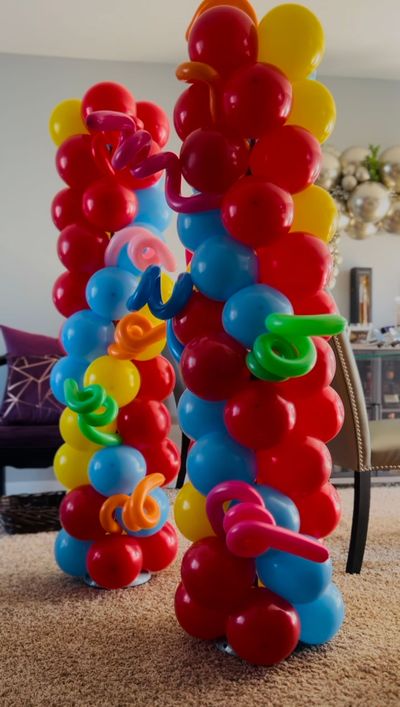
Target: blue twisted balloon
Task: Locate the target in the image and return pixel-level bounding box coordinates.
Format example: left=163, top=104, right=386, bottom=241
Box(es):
left=127, top=265, right=193, bottom=320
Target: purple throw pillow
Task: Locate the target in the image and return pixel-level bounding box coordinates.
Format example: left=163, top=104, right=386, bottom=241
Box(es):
left=0, top=354, right=63, bottom=425
left=0, top=325, right=63, bottom=357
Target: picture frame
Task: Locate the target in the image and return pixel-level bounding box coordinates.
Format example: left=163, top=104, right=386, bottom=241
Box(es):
left=350, top=267, right=373, bottom=325
left=348, top=323, right=373, bottom=345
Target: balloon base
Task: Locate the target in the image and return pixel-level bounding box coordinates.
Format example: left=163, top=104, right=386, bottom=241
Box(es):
left=84, top=570, right=152, bottom=589
left=215, top=638, right=237, bottom=658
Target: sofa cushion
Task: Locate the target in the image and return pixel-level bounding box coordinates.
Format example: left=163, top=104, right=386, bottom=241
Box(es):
left=1, top=325, right=63, bottom=357
left=0, top=355, right=63, bottom=425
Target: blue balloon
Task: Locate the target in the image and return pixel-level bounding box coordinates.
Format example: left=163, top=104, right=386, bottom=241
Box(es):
left=89, top=445, right=146, bottom=497
left=135, top=181, right=172, bottom=232
left=167, top=318, right=185, bottom=363
left=86, top=267, right=139, bottom=320
left=50, top=355, right=88, bottom=405
left=191, top=234, right=258, bottom=302
left=178, top=390, right=226, bottom=440
left=54, top=529, right=92, bottom=578
left=188, top=431, right=257, bottom=496
left=295, top=583, right=345, bottom=645
left=177, top=210, right=227, bottom=252
left=222, top=284, right=293, bottom=349
left=254, top=484, right=300, bottom=532
left=117, top=487, right=170, bottom=537
left=256, top=548, right=332, bottom=605
left=61, top=310, right=114, bottom=361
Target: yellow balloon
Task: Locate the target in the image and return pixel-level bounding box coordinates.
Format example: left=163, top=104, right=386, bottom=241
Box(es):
left=161, top=272, right=174, bottom=301
left=174, top=483, right=215, bottom=542
left=49, top=98, right=88, bottom=146
left=287, top=80, right=336, bottom=143
left=291, top=185, right=337, bottom=243
left=84, top=356, right=140, bottom=408
left=59, top=407, right=117, bottom=451
left=258, top=5, right=325, bottom=82
left=54, top=443, right=92, bottom=489
left=133, top=337, right=167, bottom=361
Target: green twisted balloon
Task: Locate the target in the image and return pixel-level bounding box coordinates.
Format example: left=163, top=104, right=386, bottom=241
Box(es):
left=247, top=313, right=346, bottom=382
left=64, top=379, right=122, bottom=447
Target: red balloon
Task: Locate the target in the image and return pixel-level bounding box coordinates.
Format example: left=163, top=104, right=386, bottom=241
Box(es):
left=257, top=232, right=332, bottom=301
left=82, top=177, right=138, bottom=232
left=226, top=587, right=300, bottom=665
left=136, top=101, right=169, bottom=148
left=221, top=177, right=293, bottom=247
left=293, top=386, right=345, bottom=443
left=59, top=485, right=106, bottom=540
left=172, top=292, right=224, bottom=345
left=180, top=129, right=249, bottom=194
left=250, top=126, right=321, bottom=193
left=52, top=271, right=88, bottom=318
left=222, top=63, right=292, bottom=139
left=257, top=434, right=332, bottom=497
left=86, top=535, right=143, bottom=589
left=175, top=582, right=227, bottom=640
left=181, top=333, right=250, bottom=401
left=57, top=224, right=109, bottom=274
left=224, top=381, right=295, bottom=450
left=117, top=399, right=171, bottom=447
left=173, top=84, right=213, bottom=141
left=51, top=188, right=85, bottom=230
left=294, top=290, right=338, bottom=316
left=181, top=536, right=256, bottom=612
left=82, top=81, right=136, bottom=122
left=118, top=139, right=162, bottom=190
left=56, top=135, right=103, bottom=189
left=188, top=6, right=258, bottom=78
left=137, top=438, right=180, bottom=486
left=135, top=356, right=175, bottom=401
left=275, top=337, right=336, bottom=398
left=295, top=482, right=341, bottom=538
left=137, top=522, right=178, bottom=572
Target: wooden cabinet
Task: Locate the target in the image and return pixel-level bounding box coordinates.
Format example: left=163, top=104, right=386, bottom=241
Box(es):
left=353, top=346, right=400, bottom=420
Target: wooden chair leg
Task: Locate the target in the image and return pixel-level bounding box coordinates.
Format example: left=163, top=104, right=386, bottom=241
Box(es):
left=176, top=434, right=190, bottom=489
left=0, top=466, right=5, bottom=496
left=346, top=470, right=371, bottom=574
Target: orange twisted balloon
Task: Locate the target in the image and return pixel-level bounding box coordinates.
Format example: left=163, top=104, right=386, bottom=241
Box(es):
left=108, top=312, right=166, bottom=360
left=176, top=61, right=221, bottom=124
left=100, top=472, right=165, bottom=534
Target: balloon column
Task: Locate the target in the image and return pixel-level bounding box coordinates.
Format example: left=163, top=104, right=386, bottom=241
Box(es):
left=115, top=1, right=346, bottom=663
left=49, top=83, right=180, bottom=588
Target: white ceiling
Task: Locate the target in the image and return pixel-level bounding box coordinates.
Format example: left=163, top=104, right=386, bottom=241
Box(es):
left=1, top=0, right=399, bottom=79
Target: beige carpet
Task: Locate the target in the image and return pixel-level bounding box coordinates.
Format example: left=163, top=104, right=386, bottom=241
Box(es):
left=0, top=486, right=399, bottom=707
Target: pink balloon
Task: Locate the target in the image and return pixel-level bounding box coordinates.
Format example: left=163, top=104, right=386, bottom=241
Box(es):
left=105, top=226, right=176, bottom=272
left=86, top=110, right=137, bottom=133
left=127, top=231, right=176, bottom=272
left=205, top=480, right=330, bottom=563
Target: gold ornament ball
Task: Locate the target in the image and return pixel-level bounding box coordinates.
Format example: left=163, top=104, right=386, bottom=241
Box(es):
left=340, top=146, right=369, bottom=170
left=346, top=220, right=378, bottom=240
left=382, top=199, right=400, bottom=234
left=347, top=182, right=391, bottom=223
left=380, top=146, right=400, bottom=193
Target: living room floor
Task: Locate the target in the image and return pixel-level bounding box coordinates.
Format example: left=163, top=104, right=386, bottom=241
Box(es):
left=1, top=486, right=399, bottom=707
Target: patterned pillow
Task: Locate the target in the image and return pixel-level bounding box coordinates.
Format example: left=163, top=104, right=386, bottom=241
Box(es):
left=0, top=354, right=63, bottom=425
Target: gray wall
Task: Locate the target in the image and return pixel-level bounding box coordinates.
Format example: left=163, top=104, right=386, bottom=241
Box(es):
left=1, top=55, right=400, bottom=491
